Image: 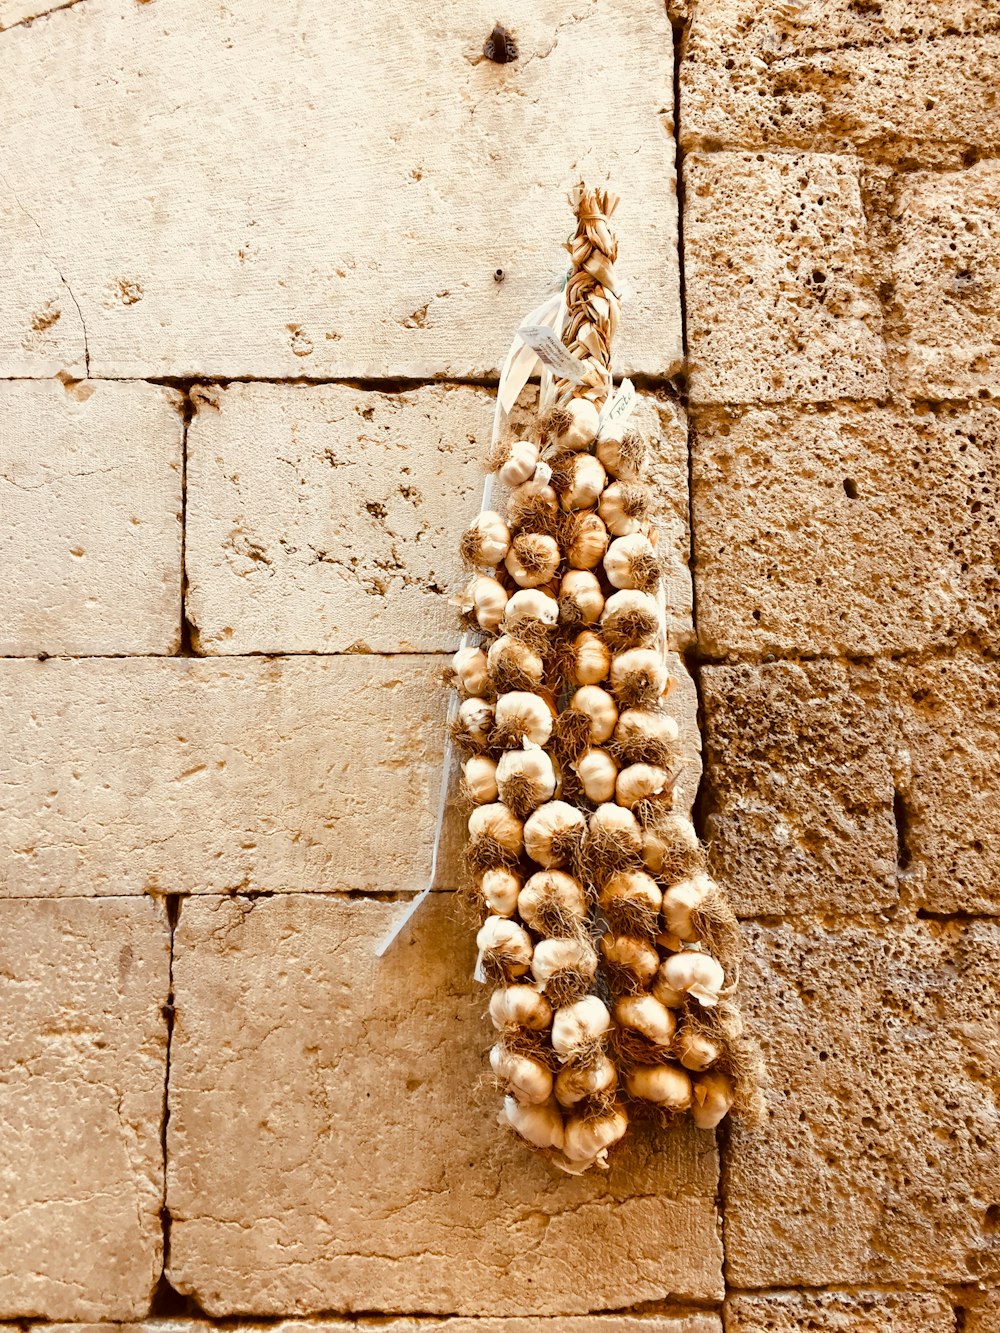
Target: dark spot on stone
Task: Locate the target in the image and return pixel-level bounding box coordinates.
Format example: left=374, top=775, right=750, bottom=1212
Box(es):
left=483, top=23, right=517, bottom=63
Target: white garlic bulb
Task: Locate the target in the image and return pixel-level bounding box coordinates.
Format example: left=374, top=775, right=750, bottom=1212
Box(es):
left=452, top=646, right=491, bottom=697
left=567, top=512, right=609, bottom=570
left=517, top=870, right=588, bottom=933
left=457, top=697, right=494, bottom=748
left=554, top=1054, right=618, bottom=1107
left=489, top=985, right=552, bottom=1031
left=490, top=1046, right=554, bottom=1104
left=554, top=397, right=600, bottom=451
left=476, top=916, right=533, bottom=977
left=692, top=1072, right=736, bottom=1129
left=493, top=691, right=554, bottom=747
left=596, top=429, right=646, bottom=482
left=481, top=867, right=521, bottom=917
left=615, top=763, right=671, bottom=808
left=603, top=533, right=658, bottom=589
left=588, top=802, right=643, bottom=859
left=499, top=438, right=540, bottom=487
left=662, top=873, right=715, bottom=942
left=467, top=803, right=524, bottom=859
left=510, top=477, right=560, bottom=518
left=569, top=630, right=611, bottom=685
left=575, top=747, right=619, bottom=804
left=599, top=932, right=660, bottom=986
left=626, top=1063, right=693, bottom=1110
left=503, top=1094, right=565, bottom=1150
left=487, top=635, right=545, bottom=691
left=461, top=510, right=511, bottom=567
left=599, top=481, right=649, bottom=536
left=600, top=590, right=662, bottom=647
left=642, top=813, right=700, bottom=875
left=677, top=1028, right=723, bottom=1071
left=570, top=685, right=618, bottom=744
left=562, top=1105, right=628, bottom=1167
left=463, top=754, right=499, bottom=804
left=523, top=801, right=587, bottom=868
left=599, top=869, right=662, bottom=930
left=610, top=648, right=670, bottom=700
left=614, top=706, right=679, bottom=753
left=531, top=938, right=599, bottom=992
left=471, top=576, right=509, bottom=631
left=614, top=993, right=676, bottom=1047
left=653, top=951, right=726, bottom=1008
left=552, top=995, right=612, bottom=1058
left=503, top=588, right=559, bottom=633
left=559, top=453, right=607, bottom=512
left=560, top=570, right=605, bottom=625
left=505, top=533, right=561, bottom=588
left=496, top=746, right=556, bottom=811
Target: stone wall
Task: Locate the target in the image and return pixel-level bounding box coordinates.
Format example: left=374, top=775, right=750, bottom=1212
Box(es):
left=0, top=2, right=996, bottom=1331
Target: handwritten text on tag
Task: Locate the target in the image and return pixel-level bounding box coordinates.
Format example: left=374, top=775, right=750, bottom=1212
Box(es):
left=517, top=324, right=588, bottom=383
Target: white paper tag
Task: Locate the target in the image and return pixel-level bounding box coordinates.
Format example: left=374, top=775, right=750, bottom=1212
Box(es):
left=473, top=948, right=487, bottom=984
left=598, top=377, right=636, bottom=437
left=533, top=459, right=553, bottom=486
left=517, top=324, right=587, bottom=383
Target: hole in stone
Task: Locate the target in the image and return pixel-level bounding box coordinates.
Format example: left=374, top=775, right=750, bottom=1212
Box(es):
left=843, top=478, right=859, bottom=499
left=483, top=23, right=517, bottom=63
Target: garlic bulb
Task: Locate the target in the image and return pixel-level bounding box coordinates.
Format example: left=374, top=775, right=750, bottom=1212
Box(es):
left=452, top=646, right=491, bottom=698
left=457, top=697, right=494, bottom=749
left=487, top=634, right=545, bottom=692
left=510, top=478, right=560, bottom=520
left=493, top=691, right=554, bottom=747
left=531, top=937, right=599, bottom=1002
left=554, top=1054, right=618, bottom=1107
left=599, top=869, right=662, bottom=934
left=642, top=813, right=701, bottom=877
left=626, top=1063, right=693, bottom=1110
left=481, top=867, right=521, bottom=917
left=503, top=588, right=559, bottom=634
left=599, top=481, right=651, bottom=536
left=600, top=590, right=661, bottom=649
left=490, top=985, right=552, bottom=1031
left=551, top=396, right=600, bottom=451
left=691, top=1072, right=736, bottom=1129
left=463, top=754, right=499, bottom=804
left=560, top=570, right=604, bottom=626
left=517, top=870, right=588, bottom=934
left=587, top=802, right=643, bottom=868
left=596, top=428, right=646, bottom=482
left=566, top=512, right=609, bottom=570
left=662, top=873, right=715, bottom=942
left=570, top=685, right=618, bottom=744
left=614, top=993, right=676, bottom=1046
left=603, top=533, right=658, bottom=590
left=613, top=706, right=679, bottom=758
left=476, top=915, right=533, bottom=978
left=575, top=747, right=619, bottom=804
left=505, top=532, right=561, bottom=588
left=676, top=1027, right=723, bottom=1071
left=610, top=648, right=669, bottom=703
left=552, top=995, right=612, bottom=1058
left=470, top=576, right=509, bottom=631
left=599, top=933, right=660, bottom=986
left=490, top=1046, right=554, bottom=1104
left=653, top=951, right=726, bottom=1008
left=558, top=453, right=606, bottom=511
left=460, top=510, right=511, bottom=567
left=499, top=438, right=540, bottom=488
left=523, top=801, right=587, bottom=869
left=467, top=802, right=524, bottom=866
left=562, top=1105, right=628, bottom=1167
left=496, top=746, right=556, bottom=814
left=615, top=763, right=671, bottom=808
left=569, top=630, right=611, bottom=686
left=503, top=1094, right=565, bottom=1150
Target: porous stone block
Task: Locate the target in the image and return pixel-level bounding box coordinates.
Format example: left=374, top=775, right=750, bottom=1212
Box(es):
left=700, top=661, right=898, bottom=916
left=725, top=1291, right=955, bottom=1333
left=35, top=1320, right=721, bottom=1333
left=0, top=656, right=455, bottom=896
left=0, top=898, right=171, bottom=1319
left=964, top=1290, right=1000, bottom=1331
left=684, top=152, right=887, bottom=404
left=0, top=0, right=680, bottom=379
left=725, top=918, right=1000, bottom=1287
left=167, top=895, right=724, bottom=1315
left=888, top=161, right=1000, bottom=400
left=185, top=385, right=693, bottom=654
left=692, top=400, right=1000, bottom=657
left=681, top=3, right=1000, bottom=167
left=0, top=380, right=183, bottom=656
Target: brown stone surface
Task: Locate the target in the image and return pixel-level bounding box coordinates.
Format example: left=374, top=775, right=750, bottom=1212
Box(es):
left=36, top=1322, right=720, bottom=1333
left=964, top=1290, right=1000, bottom=1331
left=167, top=895, right=724, bottom=1315
left=887, top=161, right=1000, bottom=401
left=725, top=1291, right=955, bottom=1332
left=0, top=657, right=456, bottom=896
left=684, top=152, right=887, bottom=405
left=692, top=400, right=1000, bottom=657
left=681, top=3, right=1000, bottom=166
left=185, top=386, right=693, bottom=655
left=724, top=917, right=1000, bottom=1288
left=0, top=898, right=171, bottom=1319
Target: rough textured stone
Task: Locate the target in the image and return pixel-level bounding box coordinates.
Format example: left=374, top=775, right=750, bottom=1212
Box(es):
left=964, top=1290, right=1000, bottom=1331
left=167, top=895, right=724, bottom=1315
left=0, top=898, right=170, bottom=1320
left=185, top=386, right=693, bottom=654
left=725, top=1291, right=955, bottom=1332
left=36, top=1321, right=720, bottom=1333
left=0, top=380, right=183, bottom=656
left=692, top=400, right=1000, bottom=657
left=681, top=3, right=1000, bottom=167
left=725, top=918, right=1000, bottom=1288
left=0, top=0, right=680, bottom=380
left=701, top=660, right=898, bottom=916
left=0, top=657, right=455, bottom=896
left=887, top=161, right=1000, bottom=401
left=684, top=152, right=887, bottom=405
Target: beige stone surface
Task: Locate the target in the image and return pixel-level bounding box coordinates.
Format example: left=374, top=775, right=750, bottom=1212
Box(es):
left=681, top=4, right=1000, bottom=166
left=0, top=656, right=457, bottom=896
left=35, top=1321, right=721, bottom=1333
left=964, top=1290, right=1000, bottom=1331
left=725, top=917, right=1000, bottom=1287
left=0, top=897, right=171, bottom=1319
left=692, top=400, right=1000, bottom=657
left=725, top=1291, right=955, bottom=1332
left=0, top=0, right=680, bottom=380
left=185, top=385, right=694, bottom=654
left=887, top=161, right=1000, bottom=400
left=167, top=894, right=724, bottom=1315
left=0, top=380, right=183, bottom=656
left=684, top=152, right=887, bottom=405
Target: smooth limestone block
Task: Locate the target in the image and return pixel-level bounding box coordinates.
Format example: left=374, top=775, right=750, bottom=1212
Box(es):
left=0, top=0, right=680, bottom=380
left=0, top=898, right=171, bottom=1320
left=684, top=152, right=887, bottom=405
left=724, top=918, right=1000, bottom=1287
left=888, top=160, right=1000, bottom=400
left=33, top=1321, right=721, bottom=1333
left=0, top=380, right=183, bottom=655
left=692, top=400, right=1000, bottom=658
left=185, top=385, right=694, bottom=654
left=167, top=895, right=724, bottom=1315
left=700, top=660, right=898, bottom=917
left=725, top=1291, right=955, bottom=1333
left=0, top=656, right=456, bottom=896
left=680, top=3, right=1000, bottom=167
